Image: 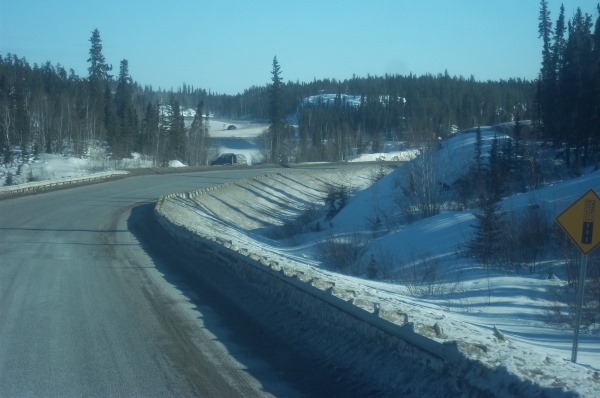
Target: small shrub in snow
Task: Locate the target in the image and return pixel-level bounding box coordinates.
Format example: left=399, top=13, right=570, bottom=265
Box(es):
left=4, top=172, right=13, bottom=186
left=368, top=164, right=392, bottom=184
left=367, top=255, right=378, bottom=279
left=545, top=282, right=600, bottom=331
left=553, top=227, right=582, bottom=286
left=366, top=247, right=398, bottom=280
left=544, top=244, right=600, bottom=331
left=267, top=204, right=322, bottom=241
left=393, top=250, right=454, bottom=296
left=511, top=203, right=551, bottom=272
left=407, top=146, right=447, bottom=218
left=365, top=211, right=384, bottom=236
left=27, top=170, right=39, bottom=182
left=324, top=183, right=349, bottom=220
left=318, top=231, right=367, bottom=275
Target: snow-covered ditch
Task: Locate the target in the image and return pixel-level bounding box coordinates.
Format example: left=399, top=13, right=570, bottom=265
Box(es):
left=154, top=162, right=600, bottom=397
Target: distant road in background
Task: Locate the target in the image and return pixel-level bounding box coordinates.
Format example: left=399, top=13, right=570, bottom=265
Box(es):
left=208, top=119, right=268, bottom=165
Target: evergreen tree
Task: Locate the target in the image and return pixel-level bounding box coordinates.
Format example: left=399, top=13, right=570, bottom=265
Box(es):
left=187, top=101, right=210, bottom=165
left=488, top=133, right=504, bottom=201
left=103, top=84, right=118, bottom=156
left=593, top=6, right=600, bottom=157
left=538, top=0, right=553, bottom=82
left=468, top=125, right=486, bottom=200
left=87, top=29, right=112, bottom=82
left=140, top=101, right=160, bottom=165
left=113, top=59, right=137, bottom=158
left=560, top=8, right=594, bottom=171
left=13, top=74, right=30, bottom=150
left=546, top=5, right=566, bottom=147
left=139, top=103, right=152, bottom=158
left=268, top=56, right=284, bottom=162
left=166, top=94, right=185, bottom=162
left=87, top=29, right=112, bottom=143
left=4, top=172, right=13, bottom=186
left=469, top=195, right=504, bottom=266
left=0, top=62, right=9, bottom=161
left=537, top=3, right=599, bottom=172
left=513, top=114, right=522, bottom=160
left=474, top=125, right=483, bottom=174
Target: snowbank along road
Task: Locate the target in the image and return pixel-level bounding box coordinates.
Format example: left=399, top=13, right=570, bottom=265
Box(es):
left=155, top=165, right=587, bottom=397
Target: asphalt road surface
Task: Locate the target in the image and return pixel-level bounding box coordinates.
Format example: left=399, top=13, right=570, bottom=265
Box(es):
left=0, top=168, right=356, bottom=397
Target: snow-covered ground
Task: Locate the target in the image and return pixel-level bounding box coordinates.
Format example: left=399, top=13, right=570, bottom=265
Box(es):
left=2, top=119, right=599, bottom=395
left=0, top=151, right=153, bottom=188
left=156, top=130, right=600, bottom=397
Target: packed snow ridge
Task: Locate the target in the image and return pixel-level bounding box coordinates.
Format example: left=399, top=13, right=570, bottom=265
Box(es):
left=157, top=130, right=600, bottom=397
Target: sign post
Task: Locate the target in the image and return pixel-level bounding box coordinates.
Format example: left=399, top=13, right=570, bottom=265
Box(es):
left=555, top=189, right=600, bottom=363
left=571, top=254, right=588, bottom=363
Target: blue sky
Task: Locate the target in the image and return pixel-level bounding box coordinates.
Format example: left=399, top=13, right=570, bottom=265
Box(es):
left=1, top=0, right=598, bottom=94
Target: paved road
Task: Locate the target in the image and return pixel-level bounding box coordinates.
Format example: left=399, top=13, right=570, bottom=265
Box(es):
left=0, top=168, right=339, bottom=397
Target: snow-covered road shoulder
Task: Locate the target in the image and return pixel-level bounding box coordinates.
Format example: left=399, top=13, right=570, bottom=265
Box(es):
left=154, top=165, right=599, bottom=397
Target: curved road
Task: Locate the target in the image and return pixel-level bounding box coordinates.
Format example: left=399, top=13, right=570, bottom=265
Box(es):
left=0, top=168, right=350, bottom=397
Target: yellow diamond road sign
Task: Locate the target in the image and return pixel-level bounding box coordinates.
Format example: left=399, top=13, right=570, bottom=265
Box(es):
left=556, top=189, right=600, bottom=254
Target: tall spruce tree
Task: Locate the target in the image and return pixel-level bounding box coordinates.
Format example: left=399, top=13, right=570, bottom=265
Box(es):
left=593, top=5, right=600, bottom=154
left=538, top=0, right=553, bottom=81
left=537, top=4, right=600, bottom=171
left=471, top=125, right=486, bottom=199
left=87, top=29, right=111, bottom=82
left=166, top=94, right=185, bottom=163
left=0, top=61, right=10, bottom=162
left=103, top=84, right=118, bottom=156
left=560, top=8, right=594, bottom=171
left=470, top=195, right=504, bottom=266
left=548, top=5, right=566, bottom=147
left=87, top=29, right=112, bottom=143
left=140, top=101, right=160, bottom=165
left=474, top=125, right=483, bottom=174
left=113, top=59, right=137, bottom=158
left=187, top=101, right=210, bottom=165
left=488, top=133, right=504, bottom=201
left=268, top=56, right=283, bottom=162
left=13, top=74, right=29, bottom=152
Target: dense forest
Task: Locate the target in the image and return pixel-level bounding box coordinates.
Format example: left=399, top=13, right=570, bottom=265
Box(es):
left=537, top=1, right=600, bottom=173
left=1, top=1, right=598, bottom=167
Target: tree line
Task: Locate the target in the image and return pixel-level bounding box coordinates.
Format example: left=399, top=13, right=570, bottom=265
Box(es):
left=0, top=29, right=217, bottom=167
left=8, top=7, right=599, bottom=167
left=251, top=69, right=535, bottom=162
left=537, top=1, right=600, bottom=173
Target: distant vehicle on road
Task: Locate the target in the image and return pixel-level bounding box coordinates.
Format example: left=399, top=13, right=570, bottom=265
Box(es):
left=210, top=153, right=247, bottom=166
left=227, top=124, right=237, bottom=130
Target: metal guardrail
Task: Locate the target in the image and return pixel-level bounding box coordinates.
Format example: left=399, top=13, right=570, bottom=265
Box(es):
left=0, top=172, right=127, bottom=199
left=154, top=174, right=465, bottom=365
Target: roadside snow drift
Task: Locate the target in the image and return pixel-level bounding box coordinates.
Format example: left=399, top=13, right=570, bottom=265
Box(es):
left=155, top=153, right=600, bottom=397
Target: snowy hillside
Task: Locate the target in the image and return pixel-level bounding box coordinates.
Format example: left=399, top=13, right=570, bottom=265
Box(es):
left=302, top=93, right=362, bottom=108
left=157, top=130, right=600, bottom=397
left=301, top=92, right=407, bottom=109
left=2, top=116, right=599, bottom=394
